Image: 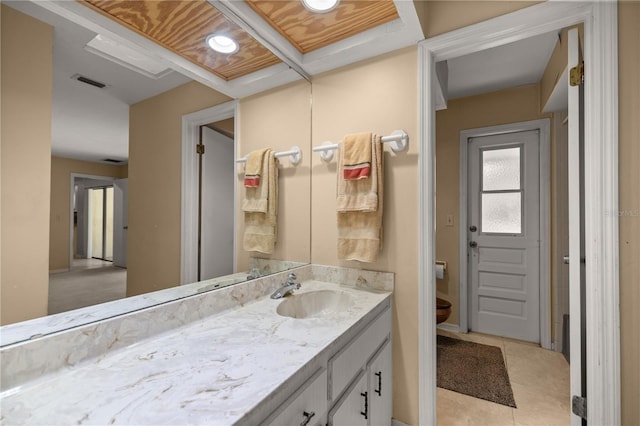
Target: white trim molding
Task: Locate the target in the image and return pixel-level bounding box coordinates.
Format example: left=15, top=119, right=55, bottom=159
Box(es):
left=417, top=41, right=437, bottom=426
left=583, top=2, right=620, bottom=423
left=418, top=2, right=619, bottom=425
left=458, top=119, right=551, bottom=349
left=181, top=101, right=238, bottom=285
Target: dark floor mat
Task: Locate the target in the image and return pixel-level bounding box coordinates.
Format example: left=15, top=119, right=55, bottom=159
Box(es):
left=437, top=335, right=517, bottom=408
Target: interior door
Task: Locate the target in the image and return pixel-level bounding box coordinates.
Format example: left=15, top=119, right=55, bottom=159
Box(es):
left=113, top=178, right=128, bottom=268
left=199, top=126, right=234, bottom=281
left=567, top=27, right=586, bottom=426
left=468, top=129, right=541, bottom=343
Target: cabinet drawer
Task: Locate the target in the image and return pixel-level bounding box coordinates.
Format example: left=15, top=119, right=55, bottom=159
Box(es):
left=328, top=370, right=368, bottom=426
left=265, top=368, right=328, bottom=426
left=329, top=307, right=391, bottom=400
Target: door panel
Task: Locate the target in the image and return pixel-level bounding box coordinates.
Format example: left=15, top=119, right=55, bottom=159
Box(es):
left=468, top=130, right=540, bottom=343
left=567, top=27, right=585, bottom=426
left=200, top=126, right=234, bottom=281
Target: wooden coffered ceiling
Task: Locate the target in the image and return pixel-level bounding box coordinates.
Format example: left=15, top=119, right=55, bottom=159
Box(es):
left=81, top=0, right=281, bottom=81
left=245, top=0, right=399, bottom=54
left=57, top=0, right=424, bottom=97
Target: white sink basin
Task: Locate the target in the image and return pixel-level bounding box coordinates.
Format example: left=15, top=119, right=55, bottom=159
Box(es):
left=276, top=290, right=354, bottom=319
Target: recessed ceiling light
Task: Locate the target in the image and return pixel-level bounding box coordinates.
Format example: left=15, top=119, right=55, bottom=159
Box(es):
left=301, top=0, right=339, bottom=13
left=206, top=34, right=239, bottom=54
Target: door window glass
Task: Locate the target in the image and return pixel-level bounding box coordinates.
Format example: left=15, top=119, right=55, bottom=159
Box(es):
left=482, top=147, right=520, bottom=190
left=480, top=145, right=523, bottom=234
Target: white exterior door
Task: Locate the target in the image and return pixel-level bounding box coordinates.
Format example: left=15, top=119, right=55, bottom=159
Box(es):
left=468, top=129, right=541, bottom=343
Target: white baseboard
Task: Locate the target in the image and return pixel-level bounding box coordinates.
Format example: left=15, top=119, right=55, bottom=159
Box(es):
left=436, top=322, right=461, bottom=333
left=392, top=419, right=410, bottom=426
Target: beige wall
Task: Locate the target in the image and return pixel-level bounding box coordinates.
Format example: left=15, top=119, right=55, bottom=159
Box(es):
left=417, top=0, right=541, bottom=38
left=435, top=84, right=553, bottom=326
left=310, top=48, right=420, bottom=425
left=236, top=81, right=312, bottom=269
left=0, top=6, right=53, bottom=326
left=618, top=3, right=640, bottom=425
left=49, top=157, right=128, bottom=271
left=127, top=81, right=231, bottom=297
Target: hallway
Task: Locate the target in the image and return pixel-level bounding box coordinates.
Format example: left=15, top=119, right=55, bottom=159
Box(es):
left=48, top=259, right=126, bottom=315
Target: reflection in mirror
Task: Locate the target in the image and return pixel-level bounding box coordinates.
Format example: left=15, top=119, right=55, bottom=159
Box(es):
left=0, top=1, right=311, bottom=342
left=1, top=258, right=306, bottom=347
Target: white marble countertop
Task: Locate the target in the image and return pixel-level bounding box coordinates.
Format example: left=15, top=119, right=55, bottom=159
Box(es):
left=0, top=280, right=391, bottom=425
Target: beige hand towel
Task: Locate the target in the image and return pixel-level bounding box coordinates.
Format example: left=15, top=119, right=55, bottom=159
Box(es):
left=337, top=134, right=383, bottom=262
left=242, top=149, right=272, bottom=213
left=244, top=151, right=278, bottom=254
left=342, top=132, right=372, bottom=180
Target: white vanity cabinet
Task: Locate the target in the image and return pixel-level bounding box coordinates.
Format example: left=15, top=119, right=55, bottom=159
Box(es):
left=327, top=307, right=392, bottom=426
left=261, top=304, right=392, bottom=426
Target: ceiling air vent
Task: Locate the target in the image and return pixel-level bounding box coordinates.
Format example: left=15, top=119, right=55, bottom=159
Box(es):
left=71, top=74, right=108, bottom=89
left=103, top=158, right=124, bottom=164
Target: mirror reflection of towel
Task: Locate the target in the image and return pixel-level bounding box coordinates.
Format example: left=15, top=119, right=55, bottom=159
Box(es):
left=337, top=134, right=383, bottom=262
left=244, top=148, right=269, bottom=188
left=243, top=150, right=278, bottom=254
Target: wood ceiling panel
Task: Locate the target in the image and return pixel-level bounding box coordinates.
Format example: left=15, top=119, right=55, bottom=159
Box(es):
left=80, top=0, right=281, bottom=81
left=246, top=0, right=399, bottom=54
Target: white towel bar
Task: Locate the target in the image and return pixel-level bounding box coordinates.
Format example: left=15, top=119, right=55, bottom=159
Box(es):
left=236, top=146, right=302, bottom=166
left=312, top=130, right=409, bottom=161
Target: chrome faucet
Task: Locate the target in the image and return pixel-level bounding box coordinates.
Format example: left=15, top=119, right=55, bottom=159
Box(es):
left=270, top=273, right=301, bottom=299
left=246, top=268, right=260, bottom=280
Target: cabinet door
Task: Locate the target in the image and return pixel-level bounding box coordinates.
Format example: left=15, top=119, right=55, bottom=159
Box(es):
left=329, top=370, right=368, bottom=426
left=368, top=339, right=392, bottom=425
left=329, top=308, right=391, bottom=401
left=266, top=369, right=327, bottom=426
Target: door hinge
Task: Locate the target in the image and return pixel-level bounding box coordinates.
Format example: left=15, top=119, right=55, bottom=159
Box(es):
left=570, top=62, right=584, bottom=86
left=572, top=395, right=587, bottom=420
left=196, top=144, right=205, bottom=155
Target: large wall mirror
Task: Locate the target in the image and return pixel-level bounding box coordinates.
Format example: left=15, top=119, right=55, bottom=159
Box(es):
left=1, top=0, right=312, bottom=345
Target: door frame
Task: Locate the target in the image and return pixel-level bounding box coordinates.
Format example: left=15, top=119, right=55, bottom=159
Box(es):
left=457, top=120, right=551, bottom=348
left=180, top=100, right=238, bottom=285
left=418, top=2, right=619, bottom=425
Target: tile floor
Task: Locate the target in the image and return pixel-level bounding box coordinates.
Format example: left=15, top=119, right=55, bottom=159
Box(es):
left=48, top=259, right=127, bottom=314
left=437, top=330, right=571, bottom=426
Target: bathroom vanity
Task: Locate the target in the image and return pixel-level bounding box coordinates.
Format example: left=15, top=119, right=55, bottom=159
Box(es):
left=0, top=265, right=393, bottom=425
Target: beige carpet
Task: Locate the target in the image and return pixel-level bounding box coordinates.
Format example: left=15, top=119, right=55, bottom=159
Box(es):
left=48, top=262, right=126, bottom=314
left=437, top=334, right=517, bottom=408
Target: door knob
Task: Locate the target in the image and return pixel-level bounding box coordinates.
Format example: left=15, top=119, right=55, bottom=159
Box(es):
left=469, top=225, right=477, bottom=232
left=469, top=241, right=478, bottom=248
